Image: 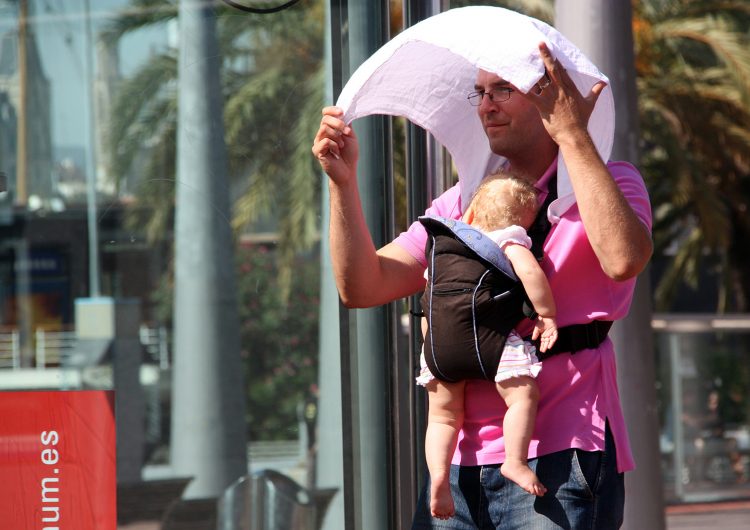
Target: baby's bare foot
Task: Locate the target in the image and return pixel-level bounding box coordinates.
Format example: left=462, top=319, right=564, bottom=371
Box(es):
left=501, top=460, right=547, bottom=496
left=430, top=476, right=455, bottom=519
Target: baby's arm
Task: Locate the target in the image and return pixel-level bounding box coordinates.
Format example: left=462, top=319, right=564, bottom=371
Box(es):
left=503, top=243, right=558, bottom=351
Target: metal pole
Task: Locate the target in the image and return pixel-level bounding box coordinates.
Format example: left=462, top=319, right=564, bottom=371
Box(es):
left=14, top=0, right=33, bottom=367
left=346, top=1, right=392, bottom=526
left=82, top=0, right=101, bottom=297
left=16, top=0, right=28, bottom=205
left=554, top=2, right=665, bottom=529
left=669, top=333, right=685, bottom=500
left=326, top=1, right=393, bottom=528
left=323, top=4, right=351, bottom=528
left=171, top=0, right=247, bottom=499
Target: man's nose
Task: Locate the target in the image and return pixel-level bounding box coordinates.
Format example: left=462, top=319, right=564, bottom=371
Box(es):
left=478, top=93, right=498, bottom=114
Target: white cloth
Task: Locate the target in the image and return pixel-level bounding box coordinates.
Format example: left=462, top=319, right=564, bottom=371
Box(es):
left=494, top=331, right=542, bottom=383
left=486, top=225, right=532, bottom=252
left=415, top=331, right=541, bottom=387
left=336, top=6, right=614, bottom=224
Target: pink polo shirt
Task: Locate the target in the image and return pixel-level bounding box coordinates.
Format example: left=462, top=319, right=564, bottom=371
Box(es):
left=394, top=161, right=652, bottom=472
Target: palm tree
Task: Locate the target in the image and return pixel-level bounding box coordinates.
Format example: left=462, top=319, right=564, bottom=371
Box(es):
left=633, top=1, right=750, bottom=311
left=105, top=0, right=324, bottom=298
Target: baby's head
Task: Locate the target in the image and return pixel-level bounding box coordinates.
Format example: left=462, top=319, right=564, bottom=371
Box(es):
left=464, top=172, right=539, bottom=232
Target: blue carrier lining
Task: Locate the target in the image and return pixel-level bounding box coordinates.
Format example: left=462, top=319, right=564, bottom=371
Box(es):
left=422, top=215, right=518, bottom=281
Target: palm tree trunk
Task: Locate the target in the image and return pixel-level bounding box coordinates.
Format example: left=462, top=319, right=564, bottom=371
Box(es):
left=170, top=0, right=247, bottom=499
left=555, top=2, right=665, bottom=529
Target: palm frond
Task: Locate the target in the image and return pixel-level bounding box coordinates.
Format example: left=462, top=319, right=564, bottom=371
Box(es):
left=654, top=16, right=750, bottom=104
left=101, top=0, right=178, bottom=45
left=109, top=52, right=178, bottom=180
left=273, top=68, right=325, bottom=300
left=637, top=3, right=750, bottom=311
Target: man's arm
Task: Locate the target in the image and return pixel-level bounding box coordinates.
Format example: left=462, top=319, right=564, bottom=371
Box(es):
left=313, top=106, right=426, bottom=307
left=526, top=43, right=653, bottom=281
left=329, top=171, right=426, bottom=306
left=557, top=134, right=652, bottom=281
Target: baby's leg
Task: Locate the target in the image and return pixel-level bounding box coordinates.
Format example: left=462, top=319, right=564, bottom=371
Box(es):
left=425, top=379, right=466, bottom=519
left=496, top=376, right=547, bottom=496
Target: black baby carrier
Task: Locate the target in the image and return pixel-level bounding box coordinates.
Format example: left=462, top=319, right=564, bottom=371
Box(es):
left=418, top=174, right=613, bottom=384
left=419, top=215, right=536, bottom=383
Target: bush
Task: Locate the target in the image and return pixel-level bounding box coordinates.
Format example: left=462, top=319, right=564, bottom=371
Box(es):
left=236, top=242, right=320, bottom=441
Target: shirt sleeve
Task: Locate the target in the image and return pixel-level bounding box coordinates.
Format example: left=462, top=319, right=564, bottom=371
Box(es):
left=608, top=161, right=653, bottom=232
left=392, top=184, right=463, bottom=267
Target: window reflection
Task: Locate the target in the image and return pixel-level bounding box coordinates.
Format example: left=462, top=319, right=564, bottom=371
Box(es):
left=0, top=0, right=330, bottom=526
left=655, top=318, right=750, bottom=503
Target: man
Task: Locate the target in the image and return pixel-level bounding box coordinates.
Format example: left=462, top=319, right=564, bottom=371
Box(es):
left=312, top=42, right=652, bottom=529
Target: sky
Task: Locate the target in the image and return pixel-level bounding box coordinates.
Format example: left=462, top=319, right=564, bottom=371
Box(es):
left=0, top=0, right=169, bottom=163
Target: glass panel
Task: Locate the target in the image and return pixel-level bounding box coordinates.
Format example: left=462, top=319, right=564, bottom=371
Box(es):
left=0, top=0, right=334, bottom=526
left=655, top=327, right=750, bottom=504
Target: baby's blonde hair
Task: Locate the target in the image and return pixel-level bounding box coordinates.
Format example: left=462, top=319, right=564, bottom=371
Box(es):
left=467, top=172, right=540, bottom=232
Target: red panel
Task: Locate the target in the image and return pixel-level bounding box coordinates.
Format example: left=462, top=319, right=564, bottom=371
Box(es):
left=0, top=391, right=117, bottom=529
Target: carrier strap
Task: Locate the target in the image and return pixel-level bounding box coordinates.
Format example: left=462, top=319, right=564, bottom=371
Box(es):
left=527, top=173, right=558, bottom=261
left=532, top=320, right=613, bottom=360
left=525, top=174, right=613, bottom=359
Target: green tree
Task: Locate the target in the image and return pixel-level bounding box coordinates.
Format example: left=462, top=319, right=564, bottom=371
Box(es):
left=106, top=0, right=324, bottom=295
left=634, top=1, right=750, bottom=311
left=105, top=0, right=325, bottom=441
left=236, top=242, right=320, bottom=440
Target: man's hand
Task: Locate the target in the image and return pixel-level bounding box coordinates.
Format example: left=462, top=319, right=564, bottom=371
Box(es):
left=522, top=42, right=606, bottom=147
left=312, top=106, right=359, bottom=186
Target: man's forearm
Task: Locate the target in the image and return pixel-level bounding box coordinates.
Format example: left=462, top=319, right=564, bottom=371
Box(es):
left=558, top=131, right=653, bottom=281
left=328, top=180, right=426, bottom=307
left=328, top=179, right=382, bottom=306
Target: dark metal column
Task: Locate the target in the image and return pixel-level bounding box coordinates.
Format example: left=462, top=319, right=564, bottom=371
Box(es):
left=316, top=4, right=347, bottom=529
left=329, top=1, right=394, bottom=529
left=399, top=3, right=450, bottom=527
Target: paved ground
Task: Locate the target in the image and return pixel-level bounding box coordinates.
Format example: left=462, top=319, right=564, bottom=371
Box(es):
left=666, top=500, right=750, bottom=530
left=117, top=501, right=750, bottom=529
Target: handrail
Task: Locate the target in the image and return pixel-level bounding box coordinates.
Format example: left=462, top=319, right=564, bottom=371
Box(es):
left=0, top=327, right=171, bottom=370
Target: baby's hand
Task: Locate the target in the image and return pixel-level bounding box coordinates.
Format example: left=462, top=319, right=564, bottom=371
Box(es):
left=532, top=316, right=558, bottom=352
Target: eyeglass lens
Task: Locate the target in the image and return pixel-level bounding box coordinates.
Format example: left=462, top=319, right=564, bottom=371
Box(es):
left=467, top=88, right=512, bottom=106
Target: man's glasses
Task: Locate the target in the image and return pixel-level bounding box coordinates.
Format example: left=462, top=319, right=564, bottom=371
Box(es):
left=467, top=87, right=514, bottom=106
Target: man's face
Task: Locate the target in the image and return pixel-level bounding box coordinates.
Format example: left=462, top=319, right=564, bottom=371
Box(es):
left=474, top=70, right=549, bottom=158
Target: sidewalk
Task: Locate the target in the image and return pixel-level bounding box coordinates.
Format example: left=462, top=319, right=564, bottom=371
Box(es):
left=118, top=502, right=750, bottom=529
left=666, top=500, right=750, bottom=530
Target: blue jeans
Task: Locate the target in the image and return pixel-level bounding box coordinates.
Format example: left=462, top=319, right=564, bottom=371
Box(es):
left=412, top=425, right=624, bottom=529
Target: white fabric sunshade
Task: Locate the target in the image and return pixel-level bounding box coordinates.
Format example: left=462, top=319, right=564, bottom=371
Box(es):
left=336, top=6, right=614, bottom=222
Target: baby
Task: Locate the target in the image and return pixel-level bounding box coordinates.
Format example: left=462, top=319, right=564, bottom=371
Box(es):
left=417, top=172, right=558, bottom=519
